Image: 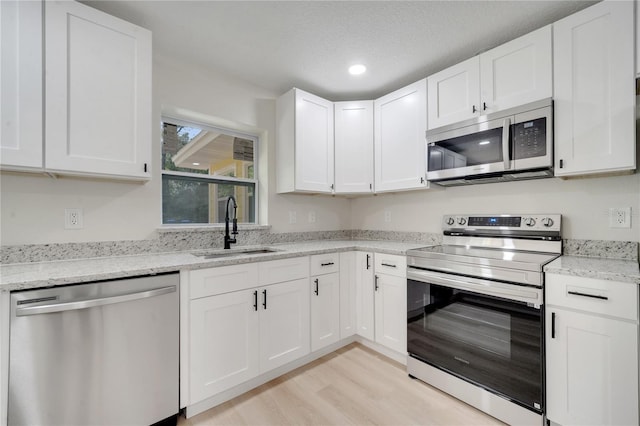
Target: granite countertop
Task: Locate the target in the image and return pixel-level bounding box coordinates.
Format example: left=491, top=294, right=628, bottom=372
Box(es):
left=0, top=240, right=426, bottom=292
left=544, top=255, right=640, bottom=285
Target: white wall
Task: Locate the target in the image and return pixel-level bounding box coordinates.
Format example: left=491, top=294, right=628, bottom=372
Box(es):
left=0, top=53, right=351, bottom=246
left=351, top=173, right=640, bottom=241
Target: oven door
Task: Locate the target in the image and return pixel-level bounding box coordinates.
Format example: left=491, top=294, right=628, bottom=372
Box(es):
left=407, top=268, right=544, bottom=413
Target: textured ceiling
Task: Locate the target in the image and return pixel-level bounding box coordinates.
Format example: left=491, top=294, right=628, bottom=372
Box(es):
left=83, top=0, right=597, bottom=101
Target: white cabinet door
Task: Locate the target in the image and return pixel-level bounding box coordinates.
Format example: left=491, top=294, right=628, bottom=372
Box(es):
left=310, top=272, right=340, bottom=352
left=374, top=79, right=428, bottom=192
left=0, top=0, right=43, bottom=171
left=554, top=0, right=635, bottom=176
left=44, top=0, right=152, bottom=179
left=334, top=100, right=374, bottom=194
left=259, top=279, right=310, bottom=373
left=338, top=252, right=357, bottom=339
left=427, top=57, right=480, bottom=129
left=374, top=273, right=407, bottom=354
left=276, top=88, right=334, bottom=193
left=480, top=25, right=552, bottom=114
left=189, top=289, right=260, bottom=404
left=355, top=251, right=375, bottom=341
left=546, top=307, right=638, bottom=426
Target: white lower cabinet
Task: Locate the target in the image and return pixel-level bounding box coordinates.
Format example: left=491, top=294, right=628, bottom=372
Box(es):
left=374, top=272, right=407, bottom=354
left=187, top=260, right=310, bottom=406
left=338, top=252, right=357, bottom=338
left=354, top=251, right=375, bottom=341
left=310, top=272, right=340, bottom=352
left=546, top=274, right=639, bottom=426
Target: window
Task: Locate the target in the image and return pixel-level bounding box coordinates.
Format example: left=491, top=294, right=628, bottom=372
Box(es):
left=161, top=117, right=257, bottom=225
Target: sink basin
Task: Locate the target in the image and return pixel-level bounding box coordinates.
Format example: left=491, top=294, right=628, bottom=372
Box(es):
left=193, top=247, right=279, bottom=259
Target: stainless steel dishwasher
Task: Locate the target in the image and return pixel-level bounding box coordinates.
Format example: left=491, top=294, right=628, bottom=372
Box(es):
left=8, top=273, right=179, bottom=426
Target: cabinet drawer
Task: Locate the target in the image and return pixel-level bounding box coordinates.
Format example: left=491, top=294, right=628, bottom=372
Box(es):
left=374, top=253, right=406, bottom=278
left=310, top=253, right=340, bottom=276
left=546, top=274, right=638, bottom=321
left=189, top=264, right=259, bottom=299
left=258, top=256, right=309, bottom=286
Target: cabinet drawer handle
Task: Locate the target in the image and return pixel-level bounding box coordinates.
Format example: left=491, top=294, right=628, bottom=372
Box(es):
left=321, top=262, right=334, bottom=267
left=253, top=290, right=258, bottom=311
left=314, top=278, right=319, bottom=296
left=551, top=312, right=556, bottom=339
left=262, top=289, right=267, bottom=310
left=375, top=275, right=379, bottom=291
left=381, top=263, right=396, bottom=268
left=366, top=254, right=371, bottom=270
left=567, top=290, right=608, bottom=301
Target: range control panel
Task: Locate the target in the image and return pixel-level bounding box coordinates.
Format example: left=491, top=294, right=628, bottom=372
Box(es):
left=443, top=214, right=562, bottom=232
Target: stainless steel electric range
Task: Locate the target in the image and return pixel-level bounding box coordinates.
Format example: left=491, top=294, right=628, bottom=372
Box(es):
left=406, top=214, right=562, bottom=426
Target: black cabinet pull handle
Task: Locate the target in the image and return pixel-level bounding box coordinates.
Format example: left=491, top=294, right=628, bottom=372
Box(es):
left=472, top=105, right=477, bottom=113
left=375, top=275, right=379, bottom=291
left=568, top=290, right=608, bottom=300
left=551, top=312, right=556, bottom=339
left=253, top=290, right=258, bottom=311
left=366, top=254, right=371, bottom=270
left=262, top=289, right=267, bottom=310
left=321, top=262, right=334, bottom=267
left=559, top=159, right=564, bottom=169
left=483, top=102, right=487, bottom=111
left=314, top=278, right=319, bottom=296
left=381, top=263, right=397, bottom=268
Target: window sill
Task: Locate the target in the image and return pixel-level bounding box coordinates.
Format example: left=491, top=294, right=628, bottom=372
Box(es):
left=157, top=224, right=271, bottom=233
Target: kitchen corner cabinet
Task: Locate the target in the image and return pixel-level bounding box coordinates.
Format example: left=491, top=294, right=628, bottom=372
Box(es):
left=45, top=0, right=152, bottom=179
left=0, top=0, right=43, bottom=171
left=338, top=252, right=357, bottom=338
left=276, top=88, right=334, bottom=194
left=334, top=101, right=374, bottom=194
left=374, top=254, right=407, bottom=354
left=553, top=0, right=636, bottom=177
left=374, top=79, right=428, bottom=192
left=427, top=25, right=551, bottom=130
left=354, top=251, right=375, bottom=341
left=310, top=254, right=340, bottom=352
left=545, top=274, right=639, bottom=426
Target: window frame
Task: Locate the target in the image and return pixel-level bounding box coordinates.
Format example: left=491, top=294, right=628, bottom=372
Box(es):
left=161, top=114, right=259, bottom=226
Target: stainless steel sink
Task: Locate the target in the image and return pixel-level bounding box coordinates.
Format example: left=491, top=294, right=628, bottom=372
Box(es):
left=193, top=247, right=279, bottom=259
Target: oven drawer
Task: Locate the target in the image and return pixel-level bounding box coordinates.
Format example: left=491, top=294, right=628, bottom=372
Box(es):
left=546, top=274, right=638, bottom=321
left=310, top=253, right=340, bottom=276
left=374, top=253, right=406, bottom=277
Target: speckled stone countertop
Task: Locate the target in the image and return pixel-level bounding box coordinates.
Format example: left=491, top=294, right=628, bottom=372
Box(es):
left=0, top=240, right=426, bottom=292
left=544, top=256, right=640, bottom=284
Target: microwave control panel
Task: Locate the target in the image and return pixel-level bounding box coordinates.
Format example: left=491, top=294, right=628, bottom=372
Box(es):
left=513, top=117, right=547, bottom=159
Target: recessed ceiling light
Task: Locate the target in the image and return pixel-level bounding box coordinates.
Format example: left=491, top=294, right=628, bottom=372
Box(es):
left=348, top=64, right=367, bottom=75
left=192, top=162, right=200, bottom=166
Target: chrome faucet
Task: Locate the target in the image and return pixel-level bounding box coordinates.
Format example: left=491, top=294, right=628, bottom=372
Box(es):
left=224, top=195, right=238, bottom=249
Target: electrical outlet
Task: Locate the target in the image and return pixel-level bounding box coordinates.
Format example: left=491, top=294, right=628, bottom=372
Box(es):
left=308, top=211, right=316, bottom=223
left=384, top=210, right=391, bottom=223
left=289, top=211, right=297, bottom=224
left=65, top=208, right=83, bottom=229
left=609, top=207, right=631, bottom=228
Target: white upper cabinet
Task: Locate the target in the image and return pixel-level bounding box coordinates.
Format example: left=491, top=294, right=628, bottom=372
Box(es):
left=374, top=79, right=428, bottom=192
left=554, top=0, right=635, bottom=177
left=334, top=101, right=374, bottom=194
left=427, top=57, right=480, bottom=129
left=427, top=26, right=552, bottom=130
left=0, top=0, right=43, bottom=171
left=479, top=25, right=552, bottom=114
left=44, top=0, right=152, bottom=179
left=276, top=88, right=334, bottom=193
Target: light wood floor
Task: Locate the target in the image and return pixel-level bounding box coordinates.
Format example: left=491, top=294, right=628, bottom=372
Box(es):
left=178, top=343, right=504, bottom=425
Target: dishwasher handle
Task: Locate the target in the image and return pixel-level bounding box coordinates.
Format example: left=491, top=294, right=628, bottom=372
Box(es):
left=15, top=285, right=176, bottom=317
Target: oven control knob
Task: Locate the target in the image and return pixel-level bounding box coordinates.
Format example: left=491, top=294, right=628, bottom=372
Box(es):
left=541, top=217, right=554, bottom=227
left=457, top=217, right=467, bottom=226
left=446, top=217, right=455, bottom=226
left=524, top=217, right=536, bottom=227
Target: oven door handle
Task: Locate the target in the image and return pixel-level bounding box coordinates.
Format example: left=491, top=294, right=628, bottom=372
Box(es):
left=407, top=268, right=542, bottom=306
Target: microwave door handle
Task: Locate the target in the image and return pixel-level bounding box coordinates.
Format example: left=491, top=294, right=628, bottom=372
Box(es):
left=502, top=117, right=511, bottom=170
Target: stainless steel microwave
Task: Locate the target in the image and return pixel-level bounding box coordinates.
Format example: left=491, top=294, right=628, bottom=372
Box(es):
left=426, top=98, right=553, bottom=186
